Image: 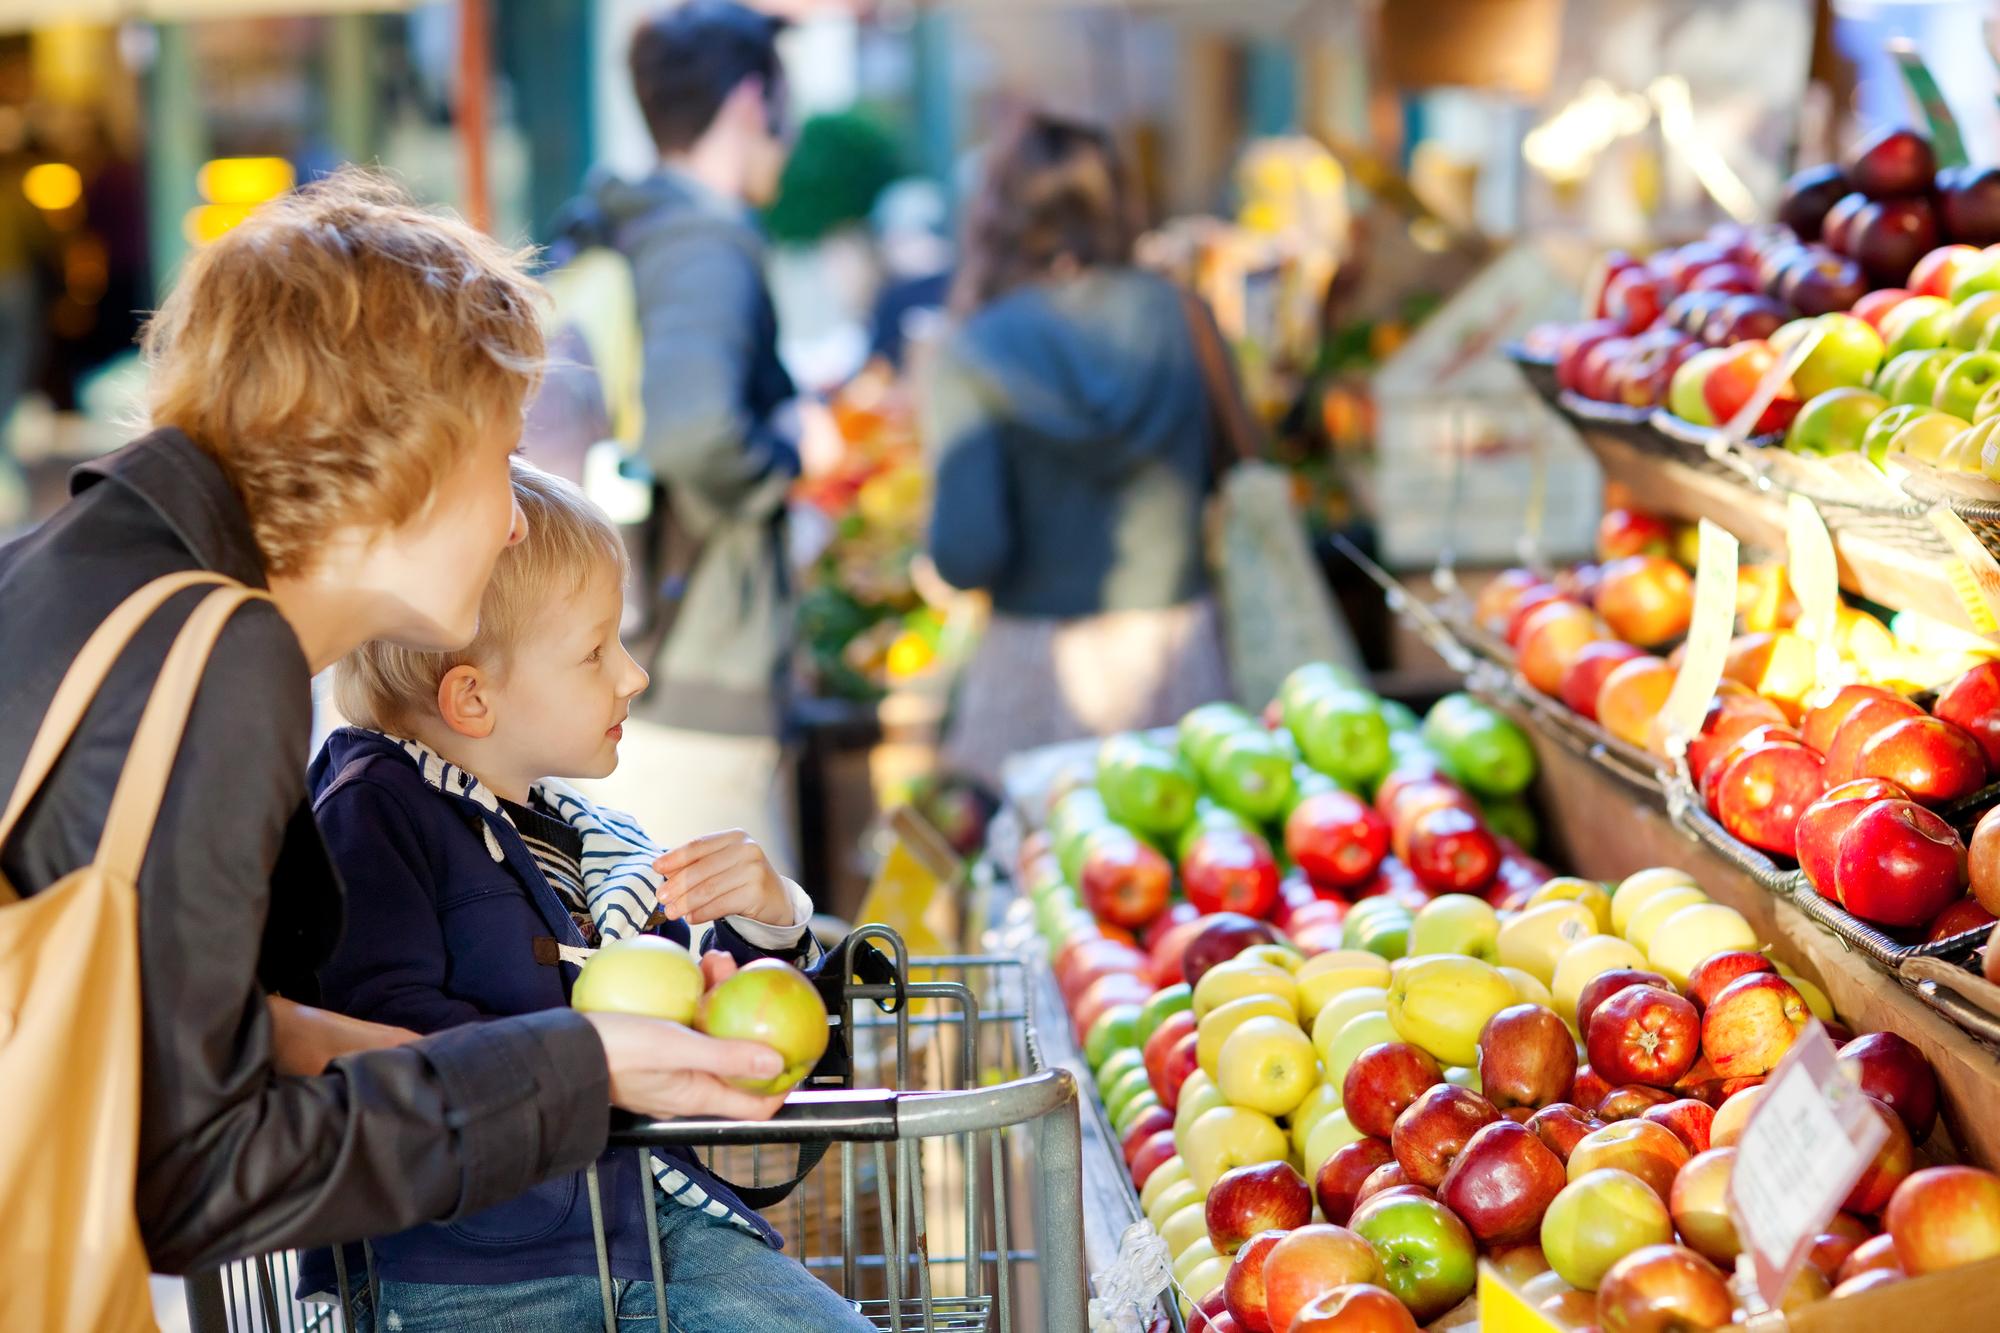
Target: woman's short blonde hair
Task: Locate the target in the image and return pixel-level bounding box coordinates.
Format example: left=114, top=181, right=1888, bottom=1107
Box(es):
left=141, top=167, right=547, bottom=576
left=334, top=463, right=629, bottom=733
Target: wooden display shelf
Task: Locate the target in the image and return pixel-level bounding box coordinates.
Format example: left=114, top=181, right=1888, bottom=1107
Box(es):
left=1490, top=690, right=2000, bottom=1171
left=1578, top=428, right=1987, bottom=638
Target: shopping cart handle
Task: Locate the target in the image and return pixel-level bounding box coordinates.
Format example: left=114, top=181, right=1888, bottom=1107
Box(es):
left=607, top=1087, right=900, bottom=1147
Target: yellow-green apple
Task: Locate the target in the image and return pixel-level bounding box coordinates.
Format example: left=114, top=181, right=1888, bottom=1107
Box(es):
left=1184, top=1105, right=1290, bottom=1191
left=1193, top=957, right=1299, bottom=1021
left=1477, top=1003, right=1577, bottom=1112
left=1794, top=313, right=1887, bottom=395
left=1497, top=901, right=1598, bottom=985
left=1646, top=903, right=1761, bottom=989
left=1315, top=1138, right=1397, bottom=1226
left=1221, top=1228, right=1286, bottom=1333
left=1437, top=1119, right=1568, bottom=1245
left=1176, top=1070, right=1228, bottom=1138
left=1391, top=1084, right=1501, bottom=1188
left=1313, top=987, right=1391, bottom=1056
left=1304, top=1110, right=1369, bottom=1180
left=1669, top=1147, right=1741, bottom=1264
left=1566, top=1120, right=1690, bottom=1204
left=1788, top=386, right=1889, bottom=456
left=1709, top=1085, right=1765, bottom=1148
left=1858, top=402, right=1928, bottom=464
left=1408, top=894, right=1500, bottom=961
left=1586, top=984, right=1700, bottom=1088
left=1951, top=288, right=2000, bottom=349
left=1889, top=410, right=1974, bottom=464
left=1541, top=1168, right=1675, bottom=1290
left=1296, top=950, right=1393, bottom=1019
left=1610, top=869, right=1698, bottom=935
left=1141, top=1155, right=1193, bottom=1215
left=1261, top=1223, right=1387, bottom=1333
left=1343, top=1041, right=1445, bottom=1139
left=1501, top=966, right=1556, bottom=1009
left=1640, top=1098, right=1716, bottom=1154
left=1839, top=1031, right=1939, bottom=1141
left=1881, top=294, right=1954, bottom=353
left=1527, top=878, right=1615, bottom=934
left=1550, top=936, right=1650, bottom=1023
left=1348, top=1193, right=1478, bottom=1322
left=1667, top=348, right=1729, bottom=425
left=1834, top=799, right=1968, bottom=928
left=1527, top=1103, right=1606, bottom=1164
left=1161, top=1200, right=1211, bottom=1257
left=1387, top=955, right=1516, bottom=1067
left=1206, top=1160, right=1312, bottom=1254
left=695, top=958, right=830, bottom=1094
left=1218, top=1015, right=1317, bottom=1117
left=1844, top=1096, right=1916, bottom=1215
left=1911, top=246, right=1984, bottom=301
left=1290, top=1083, right=1345, bottom=1161
left=1595, top=1244, right=1734, bottom=1332
left=1701, top=973, right=1810, bottom=1079
left=571, top=935, right=703, bottom=1022
left=1885, top=1165, right=2000, bottom=1275
left=1182, top=1252, right=1231, bottom=1303
left=1933, top=350, right=2000, bottom=420
left=1323, top=1010, right=1401, bottom=1089
left=1877, top=348, right=1955, bottom=406
left=1198, top=994, right=1297, bottom=1078
left=1148, top=1177, right=1203, bottom=1232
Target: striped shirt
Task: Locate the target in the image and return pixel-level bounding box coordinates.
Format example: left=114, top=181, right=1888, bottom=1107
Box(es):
left=500, top=795, right=600, bottom=947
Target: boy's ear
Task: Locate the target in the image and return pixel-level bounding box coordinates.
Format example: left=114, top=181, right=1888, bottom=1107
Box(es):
left=436, top=664, right=496, bottom=740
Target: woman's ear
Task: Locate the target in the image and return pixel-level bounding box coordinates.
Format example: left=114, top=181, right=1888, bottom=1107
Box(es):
left=436, top=664, right=496, bottom=740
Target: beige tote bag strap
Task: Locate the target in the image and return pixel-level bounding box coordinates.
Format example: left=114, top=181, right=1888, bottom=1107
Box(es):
left=0, top=571, right=231, bottom=859
left=94, top=585, right=270, bottom=886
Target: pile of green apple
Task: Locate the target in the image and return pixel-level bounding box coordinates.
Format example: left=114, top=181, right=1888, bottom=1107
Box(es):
left=1066, top=849, right=1986, bottom=1333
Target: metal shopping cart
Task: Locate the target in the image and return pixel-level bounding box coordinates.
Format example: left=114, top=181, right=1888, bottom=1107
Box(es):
left=181, top=926, right=1089, bottom=1333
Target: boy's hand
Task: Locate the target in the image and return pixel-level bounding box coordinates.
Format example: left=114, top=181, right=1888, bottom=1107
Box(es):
left=654, top=830, right=798, bottom=928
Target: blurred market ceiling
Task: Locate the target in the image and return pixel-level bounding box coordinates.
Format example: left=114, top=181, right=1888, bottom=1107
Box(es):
left=0, top=0, right=414, bottom=26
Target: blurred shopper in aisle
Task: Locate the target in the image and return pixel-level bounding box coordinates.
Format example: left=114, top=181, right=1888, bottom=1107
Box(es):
left=553, top=0, right=817, bottom=871
left=924, top=112, right=1229, bottom=790
left=0, top=172, right=787, bottom=1286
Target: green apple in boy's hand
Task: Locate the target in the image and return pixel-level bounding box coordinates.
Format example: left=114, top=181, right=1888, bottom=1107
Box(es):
left=696, top=959, right=831, bottom=1094
left=572, top=936, right=703, bottom=1024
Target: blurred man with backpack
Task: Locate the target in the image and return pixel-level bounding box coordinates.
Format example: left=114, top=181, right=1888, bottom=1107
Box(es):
left=531, top=0, right=821, bottom=872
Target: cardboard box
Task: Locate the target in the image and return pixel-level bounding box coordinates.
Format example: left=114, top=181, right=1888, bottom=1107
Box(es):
left=1741, top=1254, right=2000, bottom=1330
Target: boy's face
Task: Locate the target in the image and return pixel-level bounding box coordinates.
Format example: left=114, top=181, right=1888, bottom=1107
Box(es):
left=487, top=566, right=650, bottom=783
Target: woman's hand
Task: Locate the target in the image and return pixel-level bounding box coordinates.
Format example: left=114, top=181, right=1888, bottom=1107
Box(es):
left=653, top=830, right=798, bottom=927
left=267, top=996, right=420, bottom=1077
left=585, top=1007, right=788, bottom=1122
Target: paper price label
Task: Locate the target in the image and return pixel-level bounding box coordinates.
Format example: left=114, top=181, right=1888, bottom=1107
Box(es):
left=1785, top=494, right=1847, bottom=690
left=1476, top=1262, right=1567, bottom=1333
left=1926, top=506, right=2000, bottom=636
left=1657, top=520, right=1741, bottom=754
left=1728, top=1025, right=1889, bottom=1310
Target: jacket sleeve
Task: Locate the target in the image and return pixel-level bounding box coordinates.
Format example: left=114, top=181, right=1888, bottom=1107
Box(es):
left=630, top=224, right=799, bottom=508
left=706, top=876, right=820, bottom=968
left=132, top=611, right=610, bottom=1274
left=922, top=343, right=1013, bottom=592
left=312, top=776, right=492, bottom=1034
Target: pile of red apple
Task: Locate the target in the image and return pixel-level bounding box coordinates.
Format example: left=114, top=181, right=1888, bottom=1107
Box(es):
left=1691, top=663, right=2000, bottom=939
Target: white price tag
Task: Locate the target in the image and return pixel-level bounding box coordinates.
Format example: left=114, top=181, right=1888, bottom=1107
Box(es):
left=1727, top=1025, right=1889, bottom=1310
left=1785, top=494, right=1848, bottom=694
left=1656, top=520, right=1741, bottom=756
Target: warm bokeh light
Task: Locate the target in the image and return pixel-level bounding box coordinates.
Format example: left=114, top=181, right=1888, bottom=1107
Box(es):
left=183, top=203, right=256, bottom=247
left=197, top=157, right=295, bottom=207
left=22, top=162, right=81, bottom=213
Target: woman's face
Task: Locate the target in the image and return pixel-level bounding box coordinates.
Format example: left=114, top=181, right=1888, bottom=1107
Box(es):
left=366, top=426, right=526, bottom=653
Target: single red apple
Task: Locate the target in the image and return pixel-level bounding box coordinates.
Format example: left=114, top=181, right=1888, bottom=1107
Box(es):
left=1884, top=1165, right=2000, bottom=1275
left=1391, top=1084, right=1502, bottom=1189
left=1838, top=1031, right=1938, bottom=1143
left=1684, top=950, right=1779, bottom=1015
left=1933, top=661, right=2000, bottom=771
left=1182, top=914, right=1282, bottom=987
left=1570, top=1064, right=1613, bottom=1112
left=1314, top=1138, right=1397, bottom=1226
left=1144, top=1009, right=1198, bottom=1100
left=1206, top=1160, right=1314, bottom=1254
left=1699, top=724, right=1806, bottom=813
left=1128, top=1128, right=1179, bottom=1190
left=1081, top=829, right=1174, bottom=928
left=1355, top=1162, right=1426, bottom=1211
left=1260, top=1224, right=1386, bottom=1333
left=1598, top=1083, right=1679, bottom=1121
left=1823, top=696, right=1927, bottom=786
left=1929, top=897, right=1996, bottom=942
left=1477, top=1003, right=1578, bottom=1113
left=1587, top=984, right=1701, bottom=1088
left=1559, top=639, right=1649, bottom=722
left=1182, top=828, right=1282, bottom=920
left=1595, top=1244, right=1733, bottom=1333
left=1856, top=715, right=1989, bottom=807
left=1159, top=1030, right=1201, bottom=1110
left=1575, top=968, right=1675, bottom=1034
left=1687, top=693, right=1791, bottom=789
left=1797, top=778, right=1911, bottom=899
left=1715, top=740, right=1827, bottom=858
left=1834, top=799, right=1968, bottom=928
left=1641, top=1098, right=1717, bottom=1154
left=1222, top=1229, right=1286, bottom=1333
left=1527, top=1103, right=1606, bottom=1163
left=1701, top=972, right=1812, bottom=1080
left=1807, top=1232, right=1866, bottom=1283
left=1567, top=1120, right=1692, bottom=1203
left=1123, top=1105, right=1175, bottom=1165
left=1838, top=1233, right=1904, bottom=1286
left=1803, top=684, right=1906, bottom=754
left=1287, top=1283, right=1418, bottom=1333
left=1844, top=1096, right=1916, bottom=1216
left=1286, top=791, right=1392, bottom=894
left=1436, top=1119, right=1568, bottom=1245
left=1402, top=806, right=1501, bottom=895
left=1343, top=1042, right=1446, bottom=1140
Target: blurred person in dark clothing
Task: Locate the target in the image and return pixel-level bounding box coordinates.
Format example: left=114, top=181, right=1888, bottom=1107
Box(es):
left=922, top=111, right=1230, bottom=789
left=553, top=0, right=825, bottom=871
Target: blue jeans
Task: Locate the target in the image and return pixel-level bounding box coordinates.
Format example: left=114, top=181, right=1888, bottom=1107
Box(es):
left=346, top=1198, right=873, bottom=1332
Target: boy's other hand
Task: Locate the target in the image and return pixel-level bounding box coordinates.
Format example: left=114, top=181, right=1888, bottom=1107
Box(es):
left=586, top=1012, right=787, bottom=1122
left=654, top=830, right=798, bottom=928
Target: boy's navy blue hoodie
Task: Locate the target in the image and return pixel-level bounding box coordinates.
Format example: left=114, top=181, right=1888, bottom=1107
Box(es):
left=298, top=727, right=816, bottom=1293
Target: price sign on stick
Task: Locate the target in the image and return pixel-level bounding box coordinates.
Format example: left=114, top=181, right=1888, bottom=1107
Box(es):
left=1476, top=1261, right=1567, bottom=1333
left=1727, top=1023, right=1890, bottom=1310
left=1928, top=506, right=2000, bottom=636
left=1786, top=493, right=1848, bottom=692
left=1655, top=520, right=1741, bottom=759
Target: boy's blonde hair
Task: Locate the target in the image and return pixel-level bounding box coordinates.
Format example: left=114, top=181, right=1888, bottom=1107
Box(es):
left=140, top=166, right=546, bottom=576
left=334, top=463, right=628, bottom=732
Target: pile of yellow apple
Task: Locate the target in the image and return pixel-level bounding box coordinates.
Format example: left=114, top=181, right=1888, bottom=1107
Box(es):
left=1087, top=866, right=1969, bottom=1333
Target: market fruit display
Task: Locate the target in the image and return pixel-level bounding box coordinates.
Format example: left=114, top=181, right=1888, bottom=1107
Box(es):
left=1028, top=692, right=1980, bottom=1327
